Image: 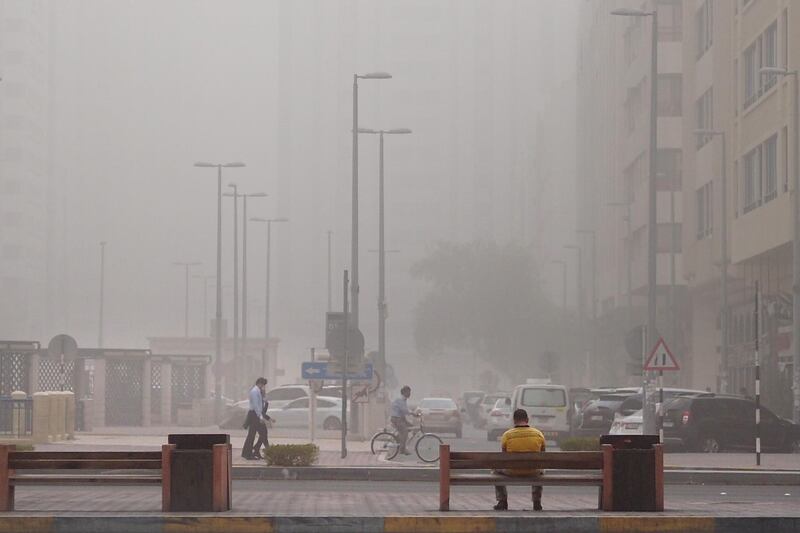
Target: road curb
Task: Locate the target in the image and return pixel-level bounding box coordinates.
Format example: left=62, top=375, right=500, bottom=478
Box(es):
left=0, top=515, right=798, bottom=533
left=231, top=465, right=800, bottom=485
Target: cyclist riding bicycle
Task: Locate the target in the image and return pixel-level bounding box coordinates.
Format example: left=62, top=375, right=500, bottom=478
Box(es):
left=390, top=385, right=420, bottom=455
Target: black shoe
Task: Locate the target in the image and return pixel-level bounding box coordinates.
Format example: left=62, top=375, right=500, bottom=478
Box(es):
left=493, top=500, right=508, bottom=511
left=533, top=501, right=543, bottom=512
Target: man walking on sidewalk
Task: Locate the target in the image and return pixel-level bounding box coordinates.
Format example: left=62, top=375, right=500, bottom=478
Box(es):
left=242, top=377, right=269, bottom=460
left=493, top=408, right=546, bottom=511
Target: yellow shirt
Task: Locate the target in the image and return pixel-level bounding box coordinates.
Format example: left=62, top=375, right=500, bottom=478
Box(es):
left=499, top=425, right=546, bottom=476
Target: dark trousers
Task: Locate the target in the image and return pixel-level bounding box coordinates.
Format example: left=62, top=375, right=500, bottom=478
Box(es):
left=493, top=470, right=542, bottom=503
left=391, top=416, right=409, bottom=453
left=242, top=410, right=268, bottom=458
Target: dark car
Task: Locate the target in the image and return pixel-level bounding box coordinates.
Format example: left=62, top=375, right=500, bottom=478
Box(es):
left=578, top=393, right=635, bottom=435
left=662, top=395, right=800, bottom=453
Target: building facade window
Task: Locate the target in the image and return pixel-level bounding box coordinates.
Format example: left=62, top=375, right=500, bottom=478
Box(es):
left=696, top=182, right=713, bottom=239
left=696, top=0, right=713, bottom=59
left=743, top=20, right=779, bottom=110
left=657, top=74, right=682, bottom=116
left=695, top=88, right=714, bottom=149
left=742, top=133, right=781, bottom=213
left=743, top=146, right=761, bottom=213
left=657, top=0, right=682, bottom=42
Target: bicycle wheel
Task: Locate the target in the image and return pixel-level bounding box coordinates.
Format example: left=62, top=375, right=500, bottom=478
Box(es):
left=371, top=431, right=400, bottom=460
left=415, top=433, right=443, bottom=463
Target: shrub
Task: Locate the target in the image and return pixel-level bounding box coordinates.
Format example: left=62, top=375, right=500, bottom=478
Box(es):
left=263, top=444, right=319, bottom=466
left=557, top=436, right=600, bottom=451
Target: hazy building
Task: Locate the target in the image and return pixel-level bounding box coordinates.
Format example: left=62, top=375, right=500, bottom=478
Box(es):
left=576, top=0, right=686, bottom=387
left=0, top=0, right=58, bottom=340
left=681, top=0, right=798, bottom=416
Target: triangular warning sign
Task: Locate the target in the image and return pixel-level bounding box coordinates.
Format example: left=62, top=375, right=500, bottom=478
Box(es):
left=644, top=337, right=680, bottom=371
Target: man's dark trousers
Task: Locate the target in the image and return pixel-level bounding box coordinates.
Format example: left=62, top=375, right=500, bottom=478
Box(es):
left=242, top=410, right=268, bottom=458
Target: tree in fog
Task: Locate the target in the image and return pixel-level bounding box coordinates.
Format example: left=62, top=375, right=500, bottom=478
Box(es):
left=411, top=242, right=572, bottom=380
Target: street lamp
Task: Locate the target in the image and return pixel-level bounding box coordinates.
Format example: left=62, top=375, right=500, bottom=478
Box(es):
left=238, top=193, right=267, bottom=368
left=351, top=71, right=393, bottom=331
left=760, top=66, right=800, bottom=422
left=612, top=4, right=658, bottom=434
left=695, top=129, right=729, bottom=394
left=223, top=184, right=241, bottom=384
left=551, top=259, right=567, bottom=311
left=173, top=262, right=201, bottom=338
left=193, top=274, right=215, bottom=336
left=98, top=241, right=107, bottom=349
left=250, top=217, right=288, bottom=376
left=359, top=127, right=411, bottom=373
left=193, top=160, right=245, bottom=422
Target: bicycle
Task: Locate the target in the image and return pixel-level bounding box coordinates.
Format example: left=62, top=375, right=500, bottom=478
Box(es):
left=370, top=424, right=443, bottom=463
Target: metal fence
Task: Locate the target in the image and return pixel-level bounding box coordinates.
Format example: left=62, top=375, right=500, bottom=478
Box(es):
left=0, top=396, right=32, bottom=438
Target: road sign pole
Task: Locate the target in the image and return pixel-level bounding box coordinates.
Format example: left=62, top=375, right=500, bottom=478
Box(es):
left=341, top=270, right=349, bottom=459
left=310, top=347, right=316, bottom=444
left=755, top=281, right=761, bottom=466
left=658, top=370, right=664, bottom=443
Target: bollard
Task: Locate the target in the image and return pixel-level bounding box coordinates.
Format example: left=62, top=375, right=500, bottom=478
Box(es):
left=10, top=391, right=27, bottom=438
left=64, top=392, right=75, bottom=439
left=32, top=392, right=50, bottom=444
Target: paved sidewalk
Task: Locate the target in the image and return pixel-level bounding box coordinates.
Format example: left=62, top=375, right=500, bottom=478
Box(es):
left=34, top=429, right=800, bottom=470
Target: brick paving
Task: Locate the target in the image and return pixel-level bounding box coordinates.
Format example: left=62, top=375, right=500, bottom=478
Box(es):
left=7, top=482, right=800, bottom=517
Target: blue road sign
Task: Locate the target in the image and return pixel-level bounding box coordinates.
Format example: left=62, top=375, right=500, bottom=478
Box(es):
left=301, top=361, right=373, bottom=381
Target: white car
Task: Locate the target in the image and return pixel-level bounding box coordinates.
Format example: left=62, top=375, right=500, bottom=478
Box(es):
left=609, top=409, right=643, bottom=435
left=486, top=398, right=512, bottom=441
left=272, top=396, right=346, bottom=430
left=234, top=384, right=310, bottom=411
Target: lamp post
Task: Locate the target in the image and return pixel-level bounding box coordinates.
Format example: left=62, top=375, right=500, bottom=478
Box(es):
left=359, top=126, right=412, bottom=373
left=193, top=274, right=215, bottom=336
left=173, top=262, right=201, bottom=338
left=612, top=4, right=658, bottom=434
left=238, top=192, right=267, bottom=371
left=551, top=260, right=567, bottom=311
left=351, top=71, right=392, bottom=330
left=695, top=129, right=729, bottom=393
left=607, top=200, right=634, bottom=327
left=98, top=241, right=106, bottom=348
left=223, top=184, right=240, bottom=381
left=760, top=66, right=799, bottom=422
left=193, top=161, right=245, bottom=421
left=250, top=217, right=288, bottom=375
left=564, top=244, right=585, bottom=384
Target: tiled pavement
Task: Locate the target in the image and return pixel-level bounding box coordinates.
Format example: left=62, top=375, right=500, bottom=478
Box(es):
left=8, top=482, right=800, bottom=516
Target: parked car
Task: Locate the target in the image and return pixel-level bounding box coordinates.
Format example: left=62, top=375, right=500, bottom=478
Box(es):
left=273, top=396, right=345, bottom=430
left=419, top=397, right=462, bottom=438
left=577, top=393, right=636, bottom=435
left=509, top=383, right=570, bottom=443
left=615, top=388, right=710, bottom=418
left=662, top=395, right=800, bottom=453
left=486, top=397, right=512, bottom=441
left=609, top=409, right=644, bottom=435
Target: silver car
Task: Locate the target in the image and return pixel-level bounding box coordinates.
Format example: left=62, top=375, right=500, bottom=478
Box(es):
left=486, top=398, right=512, bottom=441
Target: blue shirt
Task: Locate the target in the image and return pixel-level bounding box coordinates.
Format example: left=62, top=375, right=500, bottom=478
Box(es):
left=249, top=386, right=263, bottom=419
left=390, top=396, right=411, bottom=418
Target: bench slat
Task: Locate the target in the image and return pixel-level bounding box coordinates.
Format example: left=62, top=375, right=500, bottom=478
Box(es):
left=450, top=473, right=603, bottom=486
left=448, top=452, right=603, bottom=470
left=10, top=460, right=162, bottom=470
left=11, top=474, right=162, bottom=485
left=10, top=452, right=161, bottom=461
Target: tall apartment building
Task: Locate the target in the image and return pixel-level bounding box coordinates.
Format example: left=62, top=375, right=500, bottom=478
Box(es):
left=576, top=0, right=686, bottom=386
left=681, top=0, right=798, bottom=417
left=0, top=0, right=57, bottom=340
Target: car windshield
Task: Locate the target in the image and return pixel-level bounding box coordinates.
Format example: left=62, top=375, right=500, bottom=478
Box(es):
left=420, top=398, right=456, bottom=409
left=520, top=388, right=566, bottom=407
left=493, top=398, right=510, bottom=410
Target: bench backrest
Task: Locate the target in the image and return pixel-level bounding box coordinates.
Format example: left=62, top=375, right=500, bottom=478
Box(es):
left=446, top=449, right=607, bottom=471
left=8, top=451, right=162, bottom=471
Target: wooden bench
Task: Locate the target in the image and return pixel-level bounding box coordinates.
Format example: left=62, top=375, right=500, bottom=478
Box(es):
left=440, top=444, right=632, bottom=511
left=0, top=444, right=228, bottom=511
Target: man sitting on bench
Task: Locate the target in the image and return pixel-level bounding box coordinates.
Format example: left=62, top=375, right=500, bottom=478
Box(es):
left=494, top=408, right=546, bottom=511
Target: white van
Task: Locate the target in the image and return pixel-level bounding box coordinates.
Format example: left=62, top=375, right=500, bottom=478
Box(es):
left=509, top=383, right=570, bottom=444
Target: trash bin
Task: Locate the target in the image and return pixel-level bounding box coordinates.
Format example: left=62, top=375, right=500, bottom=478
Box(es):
left=166, top=434, right=231, bottom=512
left=600, top=434, right=663, bottom=512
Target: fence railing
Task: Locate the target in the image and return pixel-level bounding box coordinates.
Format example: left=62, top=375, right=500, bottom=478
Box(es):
left=0, top=396, right=32, bottom=438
